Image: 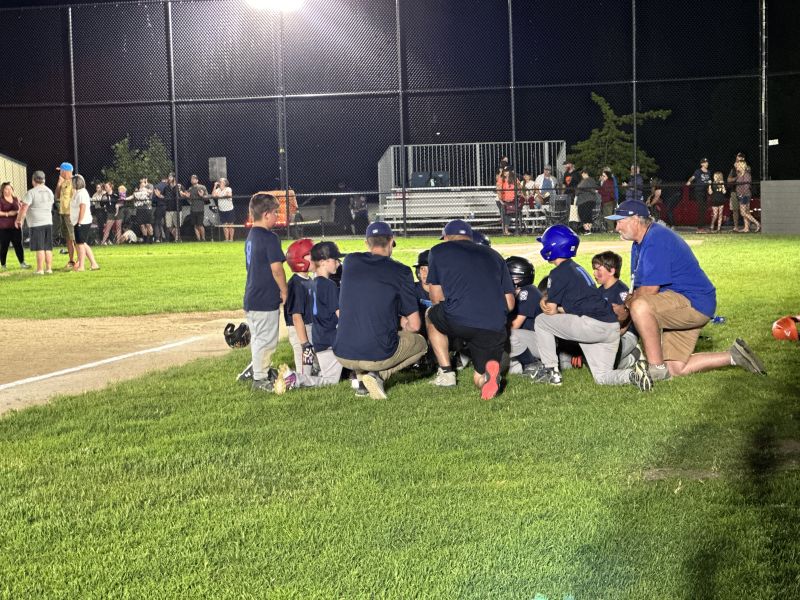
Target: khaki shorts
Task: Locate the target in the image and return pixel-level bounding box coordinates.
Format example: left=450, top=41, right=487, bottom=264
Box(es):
left=60, top=214, right=75, bottom=241
left=635, top=290, right=710, bottom=363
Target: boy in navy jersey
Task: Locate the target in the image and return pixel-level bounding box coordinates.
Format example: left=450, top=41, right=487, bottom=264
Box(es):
left=530, top=225, right=652, bottom=390
left=284, top=238, right=316, bottom=374
left=243, top=193, right=289, bottom=392
left=592, top=251, right=641, bottom=369
left=505, top=256, right=543, bottom=375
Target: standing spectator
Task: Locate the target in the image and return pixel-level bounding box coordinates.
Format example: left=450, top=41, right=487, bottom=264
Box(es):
left=709, top=172, right=727, bottom=232
left=687, top=158, right=712, bottom=232
left=599, top=169, right=616, bottom=230
left=70, top=174, right=99, bottom=271
left=603, top=165, right=620, bottom=204
left=735, top=162, right=760, bottom=233
left=624, top=164, right=644, bottom=202
left=495, top=169, right=516, bottom=235
left=212, top=177, right=234, bottom=242
left=184, top=174, right=208, bottom=241
left=162, top=173, right=180, bottom=241
left=152, top=174, right=169, bottom=243
left=561, top=161, right=578, bottom=198
left=133, top=178, right=154, bottom=243
left=0, top=182, right=29, bottom=270
left=115, top=185, right=129, bottom=244
left=333, top=180, right=353, bottom=234
left=575, top=168, right=598, bottom=235
left=533, top=165, right=558, bottom=209
left=727, top=152, right=746, bottom=231
left=90, top=183, right=107, bottom=243
left=15, top=171, right=54, bottom=274
left=99, top=182, right=119, bottom=245
left=646, top=178, right=664, bottom=222
left=350, top=193, right=369, bottom=235
left=54, top=161, right=75, bottom=268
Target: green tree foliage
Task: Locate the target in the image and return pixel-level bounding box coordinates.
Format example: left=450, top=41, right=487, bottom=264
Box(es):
left=567, top=93, right=671, bottom=179
left=101, top=135, right=174, bottom=189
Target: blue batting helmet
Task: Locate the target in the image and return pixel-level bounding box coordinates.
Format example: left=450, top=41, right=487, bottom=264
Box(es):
left=537, top=224, right=579, bottom=261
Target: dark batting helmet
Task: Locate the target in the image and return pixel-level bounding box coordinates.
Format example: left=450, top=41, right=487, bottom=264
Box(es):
left=286, top=238, right=314, bottom=273
left=472, top=230, right=492, bottom=247
left=505, top=255, right=535, bottom=288
left=224, top=322, right=251, bottom=348
left=414, top=249, right=430, bottom=280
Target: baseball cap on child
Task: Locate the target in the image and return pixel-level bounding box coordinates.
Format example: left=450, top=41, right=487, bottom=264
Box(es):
left=605, top=200, right=650, bottom=221
left=366, top=221, right=393, bottom=238
left=440, top=219, right=473, bottom=239
left=57, top=162, right=73, bottom=172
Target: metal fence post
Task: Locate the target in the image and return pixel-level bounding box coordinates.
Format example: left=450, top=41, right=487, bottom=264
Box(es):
left=631, top=0, right=638, bottom=181
left=395, top=0, right=408, bottom=236
left=67, top=7, right=78, bottom=170
left=759, top=0, right=768, bottom=181
left=165, top=0, right=181, bottom=239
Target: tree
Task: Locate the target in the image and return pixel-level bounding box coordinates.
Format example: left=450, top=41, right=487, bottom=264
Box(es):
left=101, top=135, right=174, bottom=189
left=567, top=92, right=671, bottom=179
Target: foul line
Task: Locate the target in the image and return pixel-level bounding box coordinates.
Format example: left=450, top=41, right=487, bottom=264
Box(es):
left=0, top=335, right=207, bottom=392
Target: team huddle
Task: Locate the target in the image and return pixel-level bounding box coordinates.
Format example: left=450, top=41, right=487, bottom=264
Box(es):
left=233, top=193, right=766, bottom=401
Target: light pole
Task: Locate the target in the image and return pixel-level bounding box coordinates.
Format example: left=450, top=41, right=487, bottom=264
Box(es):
left=245, top=0, right=303, bottom=238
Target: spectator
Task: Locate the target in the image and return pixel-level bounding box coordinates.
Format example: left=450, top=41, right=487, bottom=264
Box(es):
left=496, top=169, right=516, bottom=235
left=54, top=162, right=76, bottom=269
left=183, top=174, right=208, bottom=241
left=90, top=183, right=107, bottom=243
left=687, top=158, right=712, bottom=233
left=350, top=193, right=369, bottom=235
left=162, top=173, right=180, bottom=241
left=152, top=174, right=169, bottom=243
left=133, top=178, right=154, bottom=243
left=599, top=169, right=616, bottom=230
left=0, top=182, right=29, bottom=270
left=735, top=162, right=760, bottom=233
left=116, top=185, right=130, bottom=243
left=603, top=165, right=620, bottom=204
left=709, top=172, right=726, bottom=232
left=624, top=164, right=644, bottom=202
left=575, top=168, right=598, bottom=235
left=533, top=165, right=557, bottom=209
left=646, top=178, right=664, bottom=222
left=561, top=161, right=578, bottom=198
left=15, top=170, right=54, bottom=274
left=727, top=152, right=746, bottom=231
left=212, top=177, right=235, bottom=242
left=70, top=175, right=99, bottom=271
left=333, top=180, right=353, bottom=234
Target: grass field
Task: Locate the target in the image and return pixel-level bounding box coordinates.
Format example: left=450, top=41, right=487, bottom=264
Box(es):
left=1, top=234, right=799, bottom=598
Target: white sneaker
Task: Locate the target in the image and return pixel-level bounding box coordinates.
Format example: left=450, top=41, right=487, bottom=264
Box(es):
left=430, top=368, right=457, bottom=387
left=361, top=371, right=387, bottom=399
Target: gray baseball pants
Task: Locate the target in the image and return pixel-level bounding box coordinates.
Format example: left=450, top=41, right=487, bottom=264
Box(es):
left=245, top=309, right=281, bottom=381
left=296, top=349, right=343, bottom=387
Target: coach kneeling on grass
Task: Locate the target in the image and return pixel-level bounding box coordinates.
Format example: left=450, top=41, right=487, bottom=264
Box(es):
left=606, top=200, right=766, bottom=380
left=333, top=221, right=427, bottom=400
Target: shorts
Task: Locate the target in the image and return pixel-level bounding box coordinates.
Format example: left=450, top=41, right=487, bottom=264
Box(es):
left=165, top=211, right=179, bottom=228
left=427, top=303, right=507, bottom=374
left=74, top=223, right=91, bottom=245
left=729, top=192, right=740, bottom=211
left=633, top=290, right=710, bottom=363
left=738, top=195, right=751, bottom=206
left=60, top=215, right=75, bottom=241
left=191, top=211, right=205, bottom=227
left=29, top=225, right=53, bottom=251
left=136, top=208, right=153, bottom=225
left=578, top=201, right=594, bottom=225
left=219, top=210, right=234, bottom=224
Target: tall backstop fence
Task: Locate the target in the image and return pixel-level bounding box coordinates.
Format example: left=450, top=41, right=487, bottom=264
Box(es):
left=1, top=0, right=795, bottom=236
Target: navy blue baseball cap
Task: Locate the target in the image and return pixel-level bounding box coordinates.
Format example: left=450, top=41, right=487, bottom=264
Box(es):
left=440, top=219, right=473, bottom=239
left=366, top=221, right=393, bottom=238
left=605, top=200, right=650, bottom=221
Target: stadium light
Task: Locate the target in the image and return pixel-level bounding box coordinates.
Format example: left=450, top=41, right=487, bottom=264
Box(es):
left=245, top=0, right=303, bottom=11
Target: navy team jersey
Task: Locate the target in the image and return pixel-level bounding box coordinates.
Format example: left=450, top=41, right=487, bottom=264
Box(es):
left=511, top=284, right=543, bottom=331
left=311, top=276, right=339, bottom=352
left=333, top=252, right=419, bottom=361
left=427, top=240, right=515, bottom=331
left=284, top=273, right=314, bottom=327
left=243, top=227, right=285, bottom=312
left=600, top=279, right=629, bottom=306
left=547, top=259, right=617, bottom=323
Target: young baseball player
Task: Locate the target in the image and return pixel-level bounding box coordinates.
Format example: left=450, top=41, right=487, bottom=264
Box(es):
left=244, top=193, right=291, bottom=393
left=591, top=250, right=641, bottom=369
left=530, top=224, right=652, bottom=390
left=505, top=256, right=543, bottom=375
left=284, top=238, right=316, bottom=374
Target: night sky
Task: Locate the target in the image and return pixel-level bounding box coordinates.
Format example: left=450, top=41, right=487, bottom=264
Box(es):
left=1, top=0, right=797, bottom=195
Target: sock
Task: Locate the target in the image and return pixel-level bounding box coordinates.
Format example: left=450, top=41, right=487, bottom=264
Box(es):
left=513, top=349, right=535, bottom=365
left=730, top=354, right=736, bottom=366
left=652, top=363, right=667, bottom=371
left=440, top=366, right=454, bottom=373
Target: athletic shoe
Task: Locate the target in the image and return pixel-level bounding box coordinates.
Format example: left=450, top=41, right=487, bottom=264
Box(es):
left=455, top=352, right=471, bottom=371
left=648, top=363, right=672, bottom=381
left=236, top=363, right=254, bottom=382
left=528, top=364, right=562, bottom=385
left=361, top=371, right=387, bottom=400
left=355, top=382, right=369, bottom=397
left=521, top=359, right=544, bottom=376
left=617, top=346, right=642, bottom=370
left=273, top=364, right=297, bottom=395
left=0, top=265, right=6, bottom=271
left=730, top=338, right=767, bottom=375
left=430, top=368, right=457, bottom=387
left=481, top=360, right=502, bottom=400
left=251, top=378, right=274, bottom=392
left=630, top=359, right=653, bottom=392
left=20, top=262, right=31, bottom=269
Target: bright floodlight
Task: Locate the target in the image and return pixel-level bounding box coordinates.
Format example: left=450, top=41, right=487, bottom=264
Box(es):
left=246, top=0, right=303, bottom=11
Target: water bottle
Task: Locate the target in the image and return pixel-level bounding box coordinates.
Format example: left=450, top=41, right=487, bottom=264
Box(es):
left=711, top=315, right=727, bottom=325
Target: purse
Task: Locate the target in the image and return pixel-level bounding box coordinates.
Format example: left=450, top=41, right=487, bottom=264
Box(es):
left=568, top=198, right=579, bottom=223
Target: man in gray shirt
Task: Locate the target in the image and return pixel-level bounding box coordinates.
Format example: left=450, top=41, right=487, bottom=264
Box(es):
left=16, top=170, right=54, bottom=274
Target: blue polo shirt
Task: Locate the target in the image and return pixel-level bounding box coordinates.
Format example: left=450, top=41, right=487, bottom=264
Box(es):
left=427, top=240, right=515, bottom=331
left=311, top=276, right=339, bottom=352
left=333, top=252, right=419, bottom=361
left=243, top=227, right=285, bottom=312
left=631, top=222, right=716, bottom=318
left=547, top=259, right=617, bottom=323
left=512, top=284, right=543, bottom=331
left=284, top=273, right=314, bottom=327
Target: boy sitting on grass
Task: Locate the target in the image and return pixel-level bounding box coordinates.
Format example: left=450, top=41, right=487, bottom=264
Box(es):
left=591, top=250, right=642, bottom=370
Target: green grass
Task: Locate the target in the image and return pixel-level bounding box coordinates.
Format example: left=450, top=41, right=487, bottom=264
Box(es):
left=1, top=234, right=800, bottom=598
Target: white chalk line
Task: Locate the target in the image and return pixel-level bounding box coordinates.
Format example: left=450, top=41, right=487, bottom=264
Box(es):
left=0, top=335, right=208, bottom=392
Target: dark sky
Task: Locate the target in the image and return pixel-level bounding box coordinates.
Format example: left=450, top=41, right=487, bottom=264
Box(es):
left=1, top=0, right=796, bottom=194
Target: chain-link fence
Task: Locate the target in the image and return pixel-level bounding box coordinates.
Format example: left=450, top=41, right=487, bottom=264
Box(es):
left=0, top=0, right=792, bottom=238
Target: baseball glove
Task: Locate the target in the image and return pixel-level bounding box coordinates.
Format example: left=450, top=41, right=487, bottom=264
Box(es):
left=224, top=322, right=251, bottom=348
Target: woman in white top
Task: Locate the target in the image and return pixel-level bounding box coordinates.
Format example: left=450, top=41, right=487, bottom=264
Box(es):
left=212, top=177, right=235, bottom=241
left=70, top=174, right=99, bottom=271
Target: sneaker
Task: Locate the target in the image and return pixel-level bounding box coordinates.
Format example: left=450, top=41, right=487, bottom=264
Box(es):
left=0, top=265, right=6, bottom=271
left=19, top=262, right=31, bottom=270
left=59, top=248, right=68, bottom=255
left=648, top=363, right=672, bottom=381
left=430, top=368, right=457, bottom=387
left=730, top=338, right=767, bottom=375
left=273, top=364, right=297, bottom=395
left=236, top=363, right=254, bottom=382
left=481, top=360, right=502, bottom=400
left=361, top=371, right=387, bottom=400
left=45, top=269, right=53, bottom=274
left=355, top=382, right=369, bottom=397
left=629, top=359, right=653, bottom=392
left=521, top=359, right=543, bottom=376
left=251, top=378, right=274, bottom=392
left=455, top=352, right=471, bottom=371
left=617, top=346, right=642, bottom=370
left=528, top=364, right=562, bottom=385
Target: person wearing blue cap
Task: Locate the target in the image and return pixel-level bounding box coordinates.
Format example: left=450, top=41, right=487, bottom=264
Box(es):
left=425, top=219, right=516, bottom=400
left=333, top=221, right=427, bottom=399
left=54, top=162, right=75, bottom=269
left=606, top=200, right=766, bottom=381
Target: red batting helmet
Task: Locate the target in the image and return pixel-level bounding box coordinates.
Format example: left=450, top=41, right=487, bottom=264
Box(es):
left=286, top=238, right=314, bottom=273
left=772, top=315, right=800, bottom=342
